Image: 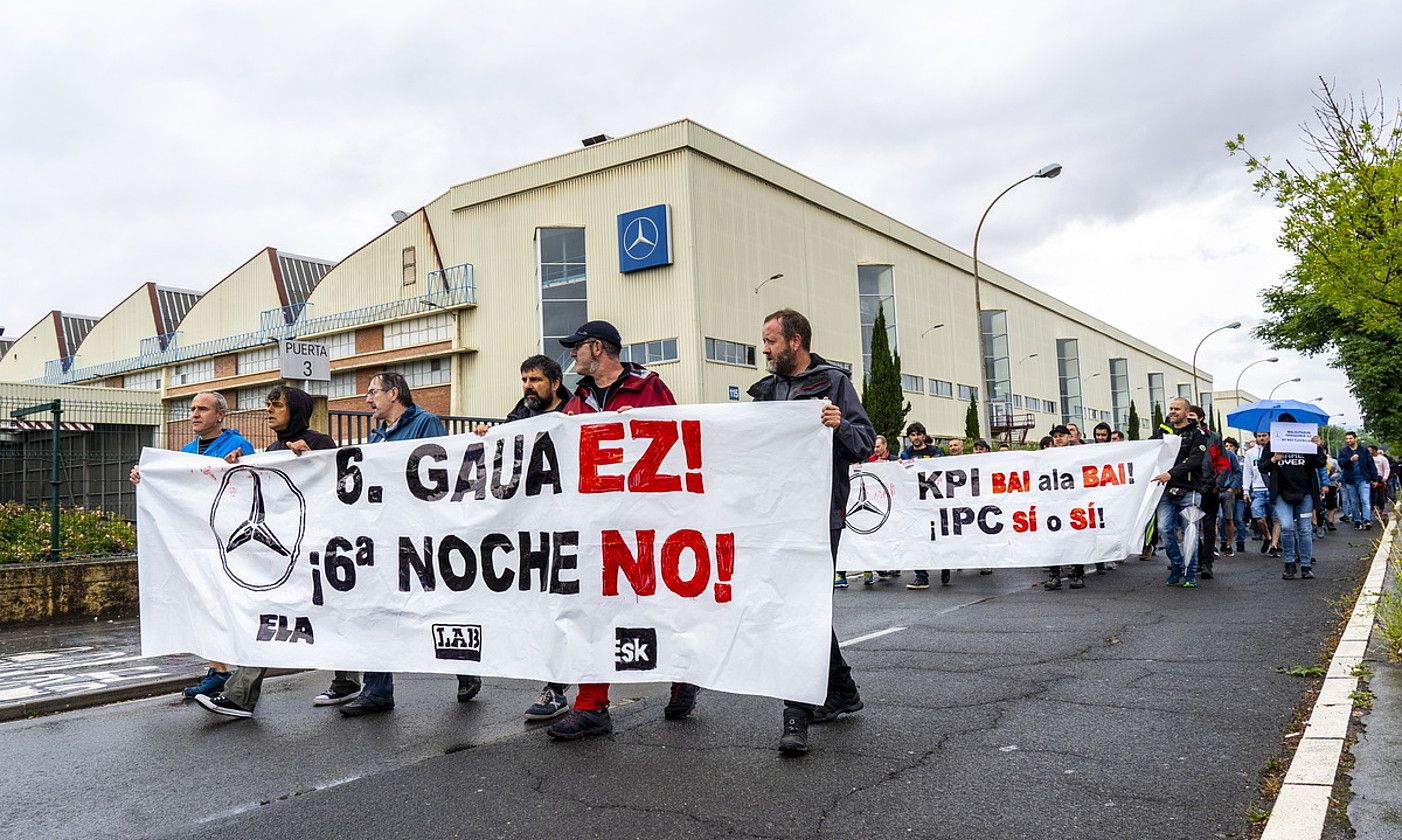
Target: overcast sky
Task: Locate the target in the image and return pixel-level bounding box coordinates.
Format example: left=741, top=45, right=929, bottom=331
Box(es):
left=3, top=2, right=1397, bottom=428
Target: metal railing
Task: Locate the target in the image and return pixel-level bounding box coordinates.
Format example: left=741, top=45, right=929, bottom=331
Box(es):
left=328, top=409, right=504, bottom=446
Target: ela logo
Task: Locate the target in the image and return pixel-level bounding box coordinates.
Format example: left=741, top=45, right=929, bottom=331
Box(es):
left=614, top=627, right=658, bottom=671
left=432, top=624, right=483, bottom=662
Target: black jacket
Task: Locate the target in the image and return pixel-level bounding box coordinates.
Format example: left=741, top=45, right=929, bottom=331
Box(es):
left=1257, top=443, right=1328, bottom=504
left=505, top=382, right=573, bottom=422
left=1150, top=419, right=1210, bottom=493
left=748, top=353, right=876, bottom=529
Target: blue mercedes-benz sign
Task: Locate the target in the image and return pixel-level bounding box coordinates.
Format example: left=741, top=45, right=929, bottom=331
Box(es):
left=618, top=204, right=672, bottom=272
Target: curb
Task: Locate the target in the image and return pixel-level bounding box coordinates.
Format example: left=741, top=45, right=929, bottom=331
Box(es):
left=1260, top=516, right=1395, bottom=840
left=0, top=668, right=305, bottom=724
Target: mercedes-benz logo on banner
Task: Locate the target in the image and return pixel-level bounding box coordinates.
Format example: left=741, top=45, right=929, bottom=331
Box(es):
left=209, top=466, right=306, bottom=591
left=844, top=470, right=893, bottom=535
left=622, top=216, right=659, bottom=261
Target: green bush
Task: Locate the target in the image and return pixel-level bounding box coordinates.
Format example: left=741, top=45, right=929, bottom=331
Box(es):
left=0, top=502, right=136, bottom=563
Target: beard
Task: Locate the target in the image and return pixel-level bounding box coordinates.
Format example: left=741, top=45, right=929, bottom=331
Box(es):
left=766, top=346, right=799, bottom=376
left=524, top=392, right=546, bottom=411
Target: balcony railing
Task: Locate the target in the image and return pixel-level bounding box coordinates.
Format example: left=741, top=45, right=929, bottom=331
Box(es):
left=31, top=265, right=475, bottom=385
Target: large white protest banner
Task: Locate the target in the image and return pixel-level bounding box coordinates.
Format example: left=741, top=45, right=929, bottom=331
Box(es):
left=138, top=402, right=834, bottom=703
left=838, top=439, right=1180, bottom=572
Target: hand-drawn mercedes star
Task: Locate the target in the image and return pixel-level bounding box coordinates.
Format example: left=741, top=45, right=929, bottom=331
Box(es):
left=209, top=466, right=306, bottom=591
left=844, top=470, right=893, bottom=535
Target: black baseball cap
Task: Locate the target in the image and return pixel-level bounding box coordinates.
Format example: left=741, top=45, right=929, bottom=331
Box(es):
left=1051, top=424, right=1071, bottom=435
left=558, top=320, right=622, bottom=348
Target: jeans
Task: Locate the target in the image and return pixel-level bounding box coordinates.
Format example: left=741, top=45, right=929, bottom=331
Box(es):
left=1273, top=494, right=1315, bottom=566
left=1156, top=490, right=1202, bottom=581
left=785, top=529, right=859, bottom=716
left=1342, top=480, right=1373, bottom=523
left=1233, top=497, right=1249, bottom=543
left=1250, top=489, right=1271, bottom=520
left=362, top=671, right=477, bottom=703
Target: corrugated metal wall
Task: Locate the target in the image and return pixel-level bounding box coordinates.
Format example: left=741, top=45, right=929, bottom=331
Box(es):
left=176, top=251, right=282, bottom=340
left=69, top=284, right=160, bottom=368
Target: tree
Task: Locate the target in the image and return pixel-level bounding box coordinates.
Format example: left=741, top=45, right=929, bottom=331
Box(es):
left=860, top=304, right=909, bottom=445
left=1228, top=79, right=1402, bottom=442
left=965, top=400, right=981, bottom=442
left=1127, top=400, right=1141, bottom=440
left=1151, top=402, right=1164, bottom=431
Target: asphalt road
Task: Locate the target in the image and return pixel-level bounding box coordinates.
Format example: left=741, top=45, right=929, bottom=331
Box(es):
left=1, top=532, right=1373, bottom=840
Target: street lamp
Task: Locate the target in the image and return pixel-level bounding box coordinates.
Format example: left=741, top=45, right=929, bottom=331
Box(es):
left=1268, top=377, right=1301, bottom=399
left=921, top=323, right=945, bottom=338
left=1017, top=352, right=1039, bottom=365
left=1233, top=357, right=1278, bottom=401
left=972, top=163, right=1062, bottom=436
left=752, top=273, right=784, bottom=294
left=1191, top=321, right=1242, bottom=399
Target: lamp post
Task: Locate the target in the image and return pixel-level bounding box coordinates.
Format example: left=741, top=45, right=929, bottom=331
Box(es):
left=972, top=163, right=1061, bottom=437
left=1231, top=356, right=1278, bottom=434
left=752, top=273, right=784, bottom=294
left=1191, top=321, right=1242, bottom=399
left=921, top=323, right=946, bottom=338
left=1268, top=377, right=1301, bottom=399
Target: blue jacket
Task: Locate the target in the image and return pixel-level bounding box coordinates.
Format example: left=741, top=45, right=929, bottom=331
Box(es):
left=369, top=403, right=446, bottom=443
left=181, top=428, right=255, bottom=459
left=1336, top=444, right=1379, bottom=483
left=1217, top=450, right=1242, bottom=492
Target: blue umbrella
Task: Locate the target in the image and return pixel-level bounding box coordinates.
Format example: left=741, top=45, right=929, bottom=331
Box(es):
left=1227, top=399, right=1329, bottom=433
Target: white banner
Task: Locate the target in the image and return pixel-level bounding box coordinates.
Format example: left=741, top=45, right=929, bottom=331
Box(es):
left=838, top=439, right=1180, bottom=572
left=138, top=402, right=835, bottom=703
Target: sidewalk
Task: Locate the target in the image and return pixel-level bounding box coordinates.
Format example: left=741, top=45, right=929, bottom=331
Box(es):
left=0, top=616, right=207, bottom=721
left=1348, top=539, right=1402, bottom=836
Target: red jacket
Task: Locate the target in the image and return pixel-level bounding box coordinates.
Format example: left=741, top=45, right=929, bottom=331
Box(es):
left=562, top=363, right=676, bottom=414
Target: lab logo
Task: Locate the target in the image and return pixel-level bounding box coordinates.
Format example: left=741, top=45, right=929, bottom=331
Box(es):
left=432, top=624, right=483, bottom=662
left=844, top=470, right=893, bottom=535
left=614, top=627, right=658, bottom=671
left=617, top=204, right=672, bottom=272
left=209, top=466, right=305, bottom=591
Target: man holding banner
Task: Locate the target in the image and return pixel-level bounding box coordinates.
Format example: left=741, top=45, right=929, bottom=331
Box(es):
left=750, top=308, right=874, bottom=756
left=1151, top=398, right=1210, bottom=587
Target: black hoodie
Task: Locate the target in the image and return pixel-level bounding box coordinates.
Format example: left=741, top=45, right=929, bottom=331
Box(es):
left=267, top=387, right=337, bottom=453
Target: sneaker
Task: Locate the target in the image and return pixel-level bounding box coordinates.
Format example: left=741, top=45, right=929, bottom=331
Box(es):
left=1200, top=563, right=1214, bottom=580
left=907, top=573, right=930, bottom=590
left=1269, top=546, right=1282, bottom=558
left=979, top=568, right=994, bottom=575
left=1094, top=563, right=1107, bottom=575
left=339, top=695, right=394, bottom=717
left=862, top=571, right=876, bottom=586
left=833, top=573, right=848, bottom=589
left=182, top=668, right=230, bottom=699
left=1259, top=540, right=1270, bottom=555
left=1166, top=572, right=1183, bottom=586
left=1236, top=542, right=1246, bottom=552
left=1282, top=562, right=1297, bottom=580
left=1043, top=575, right=1062, bottom=591
left=1301, top=567, right=1315, bottom=579
left=313, top=684, right=362, bottom=706
left=1181, top=580, right=1198, bottom=588
left=1326, top=523, right=1337, bottom=532
left=811, top=694, right=863, bottom=724
left=524, top=687, right=570, bottom=721
left=940, top=569, right=951, bottom=586
left=1222, top=545, right=1235, bottom=558
left=1068, top=575, right=1085, bottom=589
left=195, top=693, right=252, bottom=719
left=457, top=675, right=482, bottom=703
left=547, top=707, right=613, bottom=740
left=663, top=683, right=699, bottom=720
left=779, top=708, right=810, bottom=756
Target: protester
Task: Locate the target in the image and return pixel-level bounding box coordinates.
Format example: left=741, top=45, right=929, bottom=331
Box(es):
left=497, top=354, right=575, bottom=722
left=1243, top=430, right=1280, bottom=555
left=1067, top=423, right=1085, bottom=445
left=1322, top=456, right=1342, bottom=531
left=195, top=386, right=354, bottom=719
left=747, top=308, right=874, bottom=756
left=1092, top=422, right=1111, bottom=443
left=999, top=443, right=1012, bottom=451
left=902, top=422, right=944, bottom=591
left=1188, top=406, right=1226, bottom=579
left=1369, top=445, right=1392, bottom=524
left=339, top=372, right=482, bottom=717
left=1258, top=414, right=1328, bottom=579
left=1224, top=437, right=1248, bottom=554
left=1038, top=436, right=1052, bottom=450
left=1110, top=430, right=1126, bottom=442
left=1216, top=436, right=1243, bottom=560
left=869, top=435, right=895, bottom=462
left=973, top=439, right=991, bottom=453
left=1044, top=425, right=1087, bottom=590
left=1337, top=432, right=1378, bottom=530
left=1151, top=398, right=1209, bottom=587
left=862, top=435, right=902, bottom=586
left=546, top=321, right=698, bottom=741
left=129, top=391, right=254, bottom=700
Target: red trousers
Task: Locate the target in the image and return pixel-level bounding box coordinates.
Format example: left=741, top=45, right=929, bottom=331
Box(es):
left=574, top=682, right=610, bottom=710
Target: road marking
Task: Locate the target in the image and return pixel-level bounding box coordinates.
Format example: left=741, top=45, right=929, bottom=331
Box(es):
left=840, top=626, right=905, bottom=647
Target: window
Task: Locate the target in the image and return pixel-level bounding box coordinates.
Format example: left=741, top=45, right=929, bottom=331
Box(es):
left=1109, top=358, right=1130, bottom=430
left=402, top=246, right=416, bottom=286
left=237, top=345, right=279, bottom=375
left=384, top=312, right=453, bottom=349
left=621, top=338, right=679, bottom=365
left=539, top=228, right=587, bottom=370
left=165, top=400, right=188, bottom=421
left=958, top=384, right=979, bottom=402
left=829, top=360, right=853, bottom=374
left=323, top=331, right=356, bottom=360
left=235, top=386, right=271, bottom=411
left=171, top=359, right=214, bottom=386
left=1198, top=392, right=1214, bottom=418
left=325, top=372, right=357, bottom=399
left=705, top=337, right=756, bottom=368
left=929, top=379, right=953, bottom=398
left=1056, top=338, right=1082, bottom=426
left=1043, top=399, right=1056, bottom=414
left=125, top=369, right=162, bottom=390
left=981, top=310, right=1010, bottom=418
left=400, top=356, right=451, bottom=389
left=1177, top=383, right=1193, bottom=399
left=1012, top=394, right=1024, bottom=409
left=857, top=264, right=896, bottom=376
left=901, top=373, right=924, bottom=394
left=1147, top=372, right=1166, bottom=418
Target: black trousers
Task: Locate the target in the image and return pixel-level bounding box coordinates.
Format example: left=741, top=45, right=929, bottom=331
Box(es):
left=784, top=529, right=858, bottom=714
left=1199, top=490, right=1220, bottom=561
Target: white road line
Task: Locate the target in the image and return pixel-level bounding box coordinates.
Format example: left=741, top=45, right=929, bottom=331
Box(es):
left=840, top=626, right=906, bottom=647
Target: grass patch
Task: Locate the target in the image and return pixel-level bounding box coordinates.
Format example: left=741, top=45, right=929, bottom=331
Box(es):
left=1376, top=538, right=1402, bottom=661
left=1281, top=664, right=1327, bottom=677
left=1247, top=806, right=1271, bottom=825
left=1350, top=689, right=1376, bottom=710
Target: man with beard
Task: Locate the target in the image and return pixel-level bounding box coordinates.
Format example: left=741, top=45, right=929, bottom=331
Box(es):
left=1151, top=398, right=1210, bottom=587
left=1188, top=405, right=1227, bottom=579
left=546, top=321, right=699, bottom=741
left=195, top=386, right=357, bottom=719
left=1044, top=425, right=1088, bottom=590
left=1092, top=422, right=1112, bottom=443
left=901, top=422, right=944, bottom=590
left=1257, top=414, right=1328, bottom=579
left=748, top=308, right=874, bottom=756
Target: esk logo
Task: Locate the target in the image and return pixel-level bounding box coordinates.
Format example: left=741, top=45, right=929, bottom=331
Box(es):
left=209, top=466, right=306, bottom=591
left=433, top=624, right=483, bottom=662
left=614, top=627, right=658, bottom=671
left=844, top=470, right=893, bottom=535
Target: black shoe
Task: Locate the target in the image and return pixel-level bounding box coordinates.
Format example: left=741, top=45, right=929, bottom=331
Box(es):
left=1326, top=524, right=1337, bottom=532
left=940, top=569, right=951, bottom=586
left=1068, top=575, right=1085, bottom=589
left=457, top=675, right=482, bottom=703
left=1282, top=562, right=1297, bottom=580
left=811, top=694, right=863, bottom=724
left=1200, top=562, right=1214, bottom=580
left=1301, top=567, right=1315, bottom=579
left=979, top=568, right=993, bottom=575
left=1043, top=575, right=1062, bottom=591
left=313, top=683, right=361, bottom=706
left=1269, top=546, right=1282, bottom=558
left=195, top=693, right=252, bottom=719
left=906, top=573, right=930, bottom=590
left=1094, top=563, right=1107, bottom=575
left=1259, top=539, right=1270, bottom=555
left=663, top=683, right=699, bottom=720
left=340, top=695, right=394, bottom=717
left=779, top=708, right=810, bottom=756
left=547, top=707, right=613, bottom=740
